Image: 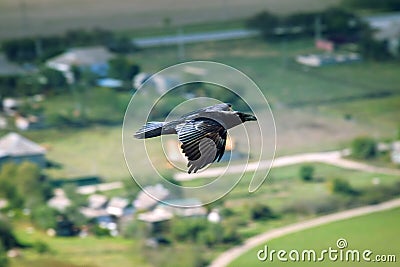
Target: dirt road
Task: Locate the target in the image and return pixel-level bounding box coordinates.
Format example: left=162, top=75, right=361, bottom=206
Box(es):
left=175, top=150, right=400, bottom=181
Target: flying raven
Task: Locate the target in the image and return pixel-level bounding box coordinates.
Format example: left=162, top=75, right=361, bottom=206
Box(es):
left=134, top=103, right=257, bottom=173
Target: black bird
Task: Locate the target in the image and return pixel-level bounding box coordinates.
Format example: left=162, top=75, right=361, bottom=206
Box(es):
left=134, top=103, right=257, bottom=173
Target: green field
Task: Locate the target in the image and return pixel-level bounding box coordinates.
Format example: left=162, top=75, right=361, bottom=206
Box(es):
left=10, top=221, right=149, bottom=267
left=231, top=207, right=400, bottom=266
left=184, top=162, right=400, bottom=209
left=0, top=0, right=340, bottom=40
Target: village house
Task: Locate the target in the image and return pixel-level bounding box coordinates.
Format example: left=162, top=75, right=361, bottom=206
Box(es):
left=106, top=197, right=133, bottom=218
left=47, top=188, right=71, bottom=211
left=156, top=198, right=207, bottom=218
left=133, top=184, right=170, bottom=211
left=364, top=13, right=400, bottom=56
left=46, top=46, right=114, bottom=83
left=0, top=132, right=46, bottom=169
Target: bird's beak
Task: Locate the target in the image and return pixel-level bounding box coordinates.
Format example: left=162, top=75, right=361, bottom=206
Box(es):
left=245, top=114, right=257, bottom=121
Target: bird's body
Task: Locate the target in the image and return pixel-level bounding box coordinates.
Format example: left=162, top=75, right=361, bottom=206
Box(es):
left=134, top=103, right=257, bottom=173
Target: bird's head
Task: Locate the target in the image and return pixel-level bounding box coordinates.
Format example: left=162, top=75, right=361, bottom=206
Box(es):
left=237, top=112, right=257, bottom=123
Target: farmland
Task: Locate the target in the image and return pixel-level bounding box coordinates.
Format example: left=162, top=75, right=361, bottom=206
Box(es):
left=0, top=0, right=340, bottom=40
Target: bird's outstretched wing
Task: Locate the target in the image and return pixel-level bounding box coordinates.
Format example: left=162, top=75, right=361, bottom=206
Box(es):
left=179, top=103, right=232, bottom=119
left=177, top=118, right=227, bottom=173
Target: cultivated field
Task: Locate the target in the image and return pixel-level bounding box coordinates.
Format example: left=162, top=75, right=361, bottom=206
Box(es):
left=0, top=0, right=340, bottom=40
left=231, top=207, right=400, bottom=266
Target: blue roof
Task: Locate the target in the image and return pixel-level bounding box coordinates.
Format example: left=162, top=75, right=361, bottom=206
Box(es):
left=96, top=78, right=123, bottom=88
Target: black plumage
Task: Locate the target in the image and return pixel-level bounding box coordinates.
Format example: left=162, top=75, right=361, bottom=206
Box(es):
left=134, top=103, right=257, bottom=173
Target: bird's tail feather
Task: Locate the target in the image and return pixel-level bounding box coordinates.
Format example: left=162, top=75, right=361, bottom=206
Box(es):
left=134, top=122, right=165, bottom=139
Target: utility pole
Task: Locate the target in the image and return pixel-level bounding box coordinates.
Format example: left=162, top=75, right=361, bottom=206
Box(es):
left=177, top=27, right=185, bottom=61
left=20, top=0, right=42, bottom=58
left=19, top=0, right=28, bottom=35
left=314, top=16, right=322, bottom=42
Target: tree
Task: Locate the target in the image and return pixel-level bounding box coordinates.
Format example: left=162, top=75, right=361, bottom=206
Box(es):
left=108, top=57, right=140, bottom=81
left=0, top=218, right=21, bottom=250
left=246, top=11, right=280, bottom=38
left=0, top=163, right=24, bottom=209
left=299, top=165, right=315, bottom=181
left=331, top=178, right=358, bottom=195
left=41, top=67, right=67, bottom=90
left=107, top=36, right=136, bottom=54
left=341, top=0, right=400, bottom=12
left=358, top=34, right=392, bottom=61
left=31, top=206, right=58, bottom=229
left=0, top=243, right=8, bottom=267
left=250, top=203, right=276, bottom=221
left=197, top=223, right=223, bottom=247
left=63, top=204, right=87, bottom=227
left=351, top=136, right=377, bottom=159
left=170, top=218, right=207, bottom=242
left=0, top=162, right=53, bottom=210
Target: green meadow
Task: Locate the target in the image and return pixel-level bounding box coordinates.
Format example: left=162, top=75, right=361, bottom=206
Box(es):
left=231, top=207, right=400, bottom=267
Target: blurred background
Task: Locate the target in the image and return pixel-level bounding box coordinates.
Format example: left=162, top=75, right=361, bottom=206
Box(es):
left=0, top=0, right=399, bottom=266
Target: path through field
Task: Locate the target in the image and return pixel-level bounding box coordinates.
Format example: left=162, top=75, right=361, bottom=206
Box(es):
left=175, top=149, right=400, bottom=181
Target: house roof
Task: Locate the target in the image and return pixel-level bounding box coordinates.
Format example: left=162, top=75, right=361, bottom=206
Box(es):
left=0, top=54, right=26, bottom=76
left=88, top=194, right=108, bottom=209
left=80, top=207, right=109, bottom=219
left=137, top=207, right=173, bottom=223
left=134, top=184, right=169, bottom=210
left=108, top=197, right=129, bottom=209
left=158, top=198, right=207, bottom=217
left=0, top=132, right=46, bottom=157
left=106, top=197, right=130, bottom=217
left=47, top=189, right=71, bottom=211
left=46, top=46, right=113, bottom=71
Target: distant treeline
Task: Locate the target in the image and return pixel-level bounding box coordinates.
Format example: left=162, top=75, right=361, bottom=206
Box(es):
left=246, top=7, right=396, bottom=61
left=341, top=0, right=400, bottom=11
left=246, top=7, right=366, bottom=42
left=1, top=28, right=136, bottom=62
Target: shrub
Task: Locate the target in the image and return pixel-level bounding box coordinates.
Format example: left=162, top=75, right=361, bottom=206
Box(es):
left=299, top=165, right=314, bottom=181
left=92, top=224, right=110, bottom=237
left=170, top=218, right=207, bottom=242
left=331, top=178, right=359, bottom=196
left=351, top=136, right=377, bottom=159
left=250, top=203, right=277, bottom=221
left=0, top=218, right=23, bottom=250
left=33, top=241, right=50, bottom=254
left=31, top=206, right=58, bottom=230
left=0, top=243, right=8, bottom=267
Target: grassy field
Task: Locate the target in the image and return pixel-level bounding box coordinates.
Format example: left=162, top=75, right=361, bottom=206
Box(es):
left=10, top=221, right=149, bottom=267
left=183, top=162, right=400, bottom=211
left=231, top=207, right=400, bottom=266
left=0, top=0, right=340, bottom=40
